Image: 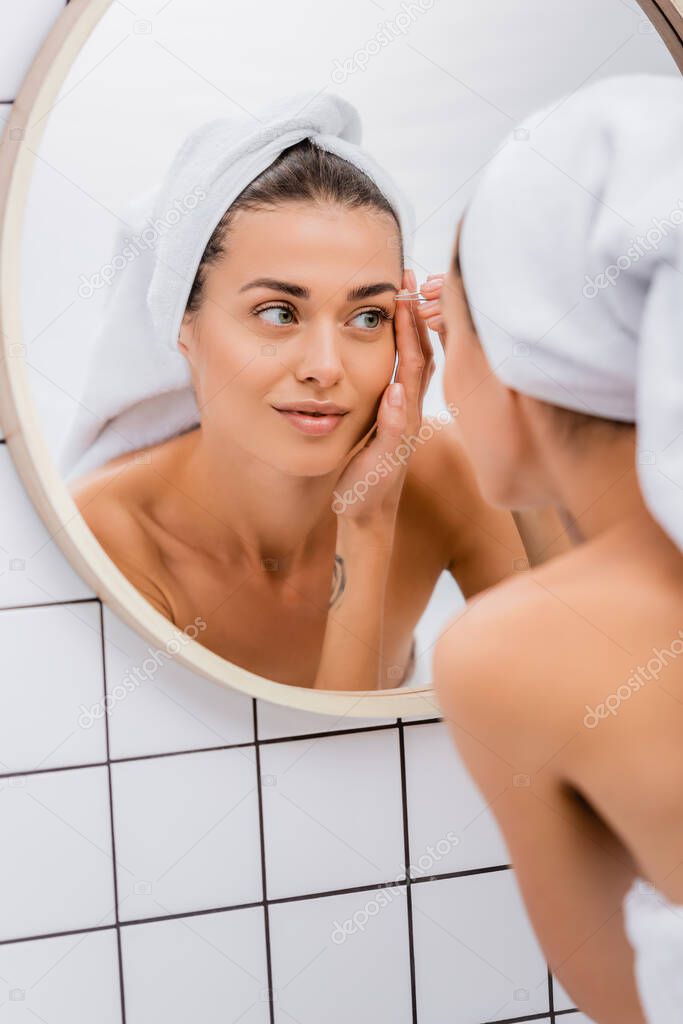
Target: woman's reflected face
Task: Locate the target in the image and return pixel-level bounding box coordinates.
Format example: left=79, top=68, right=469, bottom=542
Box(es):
left=179, top=201, right=402, bottom=477
left=440, top=218, right=530, bottom=507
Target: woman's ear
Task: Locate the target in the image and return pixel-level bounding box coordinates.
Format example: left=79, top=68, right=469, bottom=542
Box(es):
left=178, top=312, right=195, bottom=359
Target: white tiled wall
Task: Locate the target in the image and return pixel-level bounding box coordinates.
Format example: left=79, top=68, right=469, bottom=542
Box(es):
left=0, top=3, right=606, bottom=1022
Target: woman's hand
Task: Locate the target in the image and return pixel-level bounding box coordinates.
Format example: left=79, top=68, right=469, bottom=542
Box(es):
left=415, top=274, right=448, bottom=352
left=332, top=268, right=435, bottom=527
left=316, top=269, right=434, bottom=690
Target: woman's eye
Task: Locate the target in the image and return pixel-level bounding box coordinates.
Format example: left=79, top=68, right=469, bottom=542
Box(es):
left=256, top=304, right=295, bottom=326
left=349, top=309, right=388, bottom=330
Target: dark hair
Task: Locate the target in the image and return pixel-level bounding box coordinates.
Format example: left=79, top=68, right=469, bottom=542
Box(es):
left=453, top=219, right=635, bottom=438
left=539, top=400, right=634, bottom=442
left=184, top=137, right=403, bottom=316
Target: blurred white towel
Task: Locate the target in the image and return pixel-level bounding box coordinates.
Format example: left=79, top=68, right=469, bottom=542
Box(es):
left=459, top=73, right=683, bottom=552
left=623, top=877, right=683, bottom=1022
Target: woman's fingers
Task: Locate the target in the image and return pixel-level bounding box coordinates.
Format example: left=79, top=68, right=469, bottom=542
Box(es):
left=406, top=269, right=434, bottom=366
left=405, top=271, right=435, bottom=409
left=418, top=305, right=446, bottom=340
left=416, top=275, right=448, bottom=352
left=374, top=382, right=407, bottom=447
left=393, top=270, right=426, bottom=415
left=393, top=269, right=437, bottom=429
left=414, top=310, right=435, bottom=409
left=420, top=274, right=444, bottom=296
left=416, top=301, right=440, bottom=323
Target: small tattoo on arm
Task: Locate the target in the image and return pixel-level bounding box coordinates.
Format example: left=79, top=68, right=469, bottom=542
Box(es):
left=329, top=554, right=347, bottom=607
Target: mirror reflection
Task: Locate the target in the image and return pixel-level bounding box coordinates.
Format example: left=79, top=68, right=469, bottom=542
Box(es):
left=21, top=0, right=677, bottom=691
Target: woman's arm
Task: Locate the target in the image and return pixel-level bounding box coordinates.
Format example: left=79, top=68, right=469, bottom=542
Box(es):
left=313, top=517, right=396, bottom=691
left=433, top=580, right=646, bottom=1024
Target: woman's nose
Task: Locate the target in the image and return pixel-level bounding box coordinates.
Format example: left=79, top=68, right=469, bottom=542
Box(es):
left=292, top=322, right=344, bottom=387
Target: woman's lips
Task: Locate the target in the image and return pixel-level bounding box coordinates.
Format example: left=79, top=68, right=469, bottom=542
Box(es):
left=274, top=408, right=347, bottom=436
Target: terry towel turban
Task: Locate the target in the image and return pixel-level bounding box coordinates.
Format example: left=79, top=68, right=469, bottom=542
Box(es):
left=459, top=73, right=683, bottom=551
left=61, top=91, right=415, bottom=480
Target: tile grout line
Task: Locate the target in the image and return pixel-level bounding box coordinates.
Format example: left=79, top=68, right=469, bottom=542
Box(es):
left=0, top=596, right=99, bottom=613
left=253, top=700, right=275, bottom=1024
left=0, top=719, right=446, bottom=781
left=483, top=1011, right=570, bottom=1024
left=548, top=965, right=555, bottom=1022
left=0, top=922, right=117, bottom=948
left=397, top=718, right=419, bottom=1024
left=99, top=601, right=127, bottom=1024
left=485, top=1012, right=582, bottom=1024
left=0, top=863, right=516, bottom=947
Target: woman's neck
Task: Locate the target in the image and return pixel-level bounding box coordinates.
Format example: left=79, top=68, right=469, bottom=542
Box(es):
left=543, top=429, right=651, bottom=543
left=166, top=427, right=339, bottom=572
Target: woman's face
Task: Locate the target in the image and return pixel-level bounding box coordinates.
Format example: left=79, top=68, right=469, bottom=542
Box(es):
left=440, top=219, right=540, bottom=507
left=179, top=200, right=402, bottom=478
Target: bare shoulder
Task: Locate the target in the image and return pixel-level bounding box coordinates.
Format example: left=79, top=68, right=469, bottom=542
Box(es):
left=433, top=566, right=558, bottom=732
left=433, top=529, right=683, bottom=884
left=403, top=414, right=480, bottom=499
left=70, top=460, right=175, bottom=620
left=435, top=532, right=683, bottom=726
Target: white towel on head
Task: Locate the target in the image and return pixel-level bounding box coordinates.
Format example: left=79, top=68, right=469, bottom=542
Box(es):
left=623, top=877, right=683, bottom=1023
left=458, top=73, right=683, bottom=552
left=61, top=91, right=415, bottom=481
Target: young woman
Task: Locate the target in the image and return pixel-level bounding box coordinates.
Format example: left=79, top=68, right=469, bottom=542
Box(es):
left=70, top=102, right=563, bottom=693
left=428, top=75, right=683, bottom=1022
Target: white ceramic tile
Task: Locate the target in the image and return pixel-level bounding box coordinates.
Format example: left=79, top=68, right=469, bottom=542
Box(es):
left=111, top=747, right=261, bottom=921
left=403, top=721, right=510, bottom=876
left=260, top=729, right=405, bottom=899
left=412, top=871, right=550, bottom=1022
left=0, top=447, right=94, bottom=608
left=564, top=1015, right=595, bottom=1023
left=0, top=0, right=66, bottom=99
left=103, top=608, right=254, bottom=759
left=121, top=906, right=269, bottom=1024
left=256, top=698, right=395, bottom=740
left=553, top=973, right=577, bottom=1010
left=0, top=927, right=122, bottom=1023
left=0, top=765, right=115, bottom=941
left=269, top=887, right=413, bottom=1024
left=0, top=601, right=106, bottom=774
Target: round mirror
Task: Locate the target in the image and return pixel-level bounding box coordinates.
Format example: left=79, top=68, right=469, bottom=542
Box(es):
left=0, top=0, right=680, bottom=716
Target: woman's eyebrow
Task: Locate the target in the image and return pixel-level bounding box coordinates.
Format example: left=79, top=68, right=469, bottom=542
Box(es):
left=239, top=278, right=309, bottom=298
left=346, top=282, right=400, bottom=301
left=238, top=279, right=400, bottom=301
